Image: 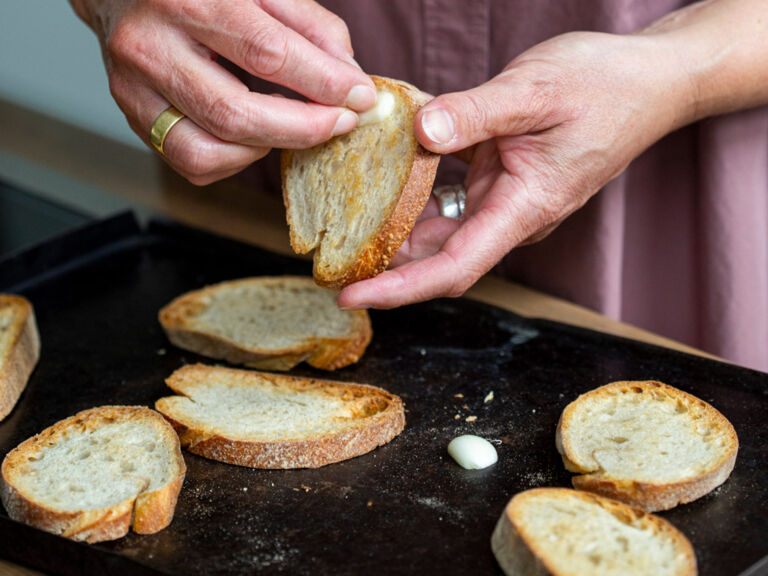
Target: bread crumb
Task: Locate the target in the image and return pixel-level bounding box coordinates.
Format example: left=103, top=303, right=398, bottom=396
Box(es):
left=454, top=414, right=460, bottom=420
left=300, top=485, right=312, bottom=492
left=243, top=487, right=248, bottom=492
left=454, top=393, right=464, bottom=398
left=462, top=404, right=469, bottom=410
left=466, top=415, right=477, bottom=423
left=366, top=500, right=373, bottom=507
left=484, top=391, right=494, bottom=404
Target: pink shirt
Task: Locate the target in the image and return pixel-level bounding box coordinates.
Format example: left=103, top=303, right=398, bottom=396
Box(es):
left=244, top=0, right=768, bottom=371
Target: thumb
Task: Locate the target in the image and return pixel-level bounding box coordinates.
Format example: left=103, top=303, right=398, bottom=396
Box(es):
left=414, top=72, right=553, bottom=153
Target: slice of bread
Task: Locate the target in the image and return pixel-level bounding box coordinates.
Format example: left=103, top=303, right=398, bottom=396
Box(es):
left=0, top=294, right=40, bottom=421
left=1, top=406, right=186, bottom=543
left=282, top=75, right=440, bottom=288
left=155, top=364, right=405, bottom=469
left=556, top=380, right=738, bottom=512
left=159, top=276, right=372, bottom=371
left=491, top=488, right=697, bottom=576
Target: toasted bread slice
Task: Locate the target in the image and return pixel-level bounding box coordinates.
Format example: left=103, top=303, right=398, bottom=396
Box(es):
left=0, top=294, right=40, bottom=421
left=491, top=488, right=697, bottom=576
left=0, top=406, right=185, bottom=543
left=155, top=364, right=405, bottom=469
left=159, top=276, right=371, bottom=371
left=556, top=381, right=738, bottom=511
left=282, top=75, right=440, bottom=288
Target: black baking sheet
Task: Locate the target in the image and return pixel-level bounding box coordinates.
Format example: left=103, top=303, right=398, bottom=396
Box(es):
left=0, top=212, right=765, bottom=576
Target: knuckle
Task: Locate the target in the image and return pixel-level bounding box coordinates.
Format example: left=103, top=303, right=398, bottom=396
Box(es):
left=106, top=20, right=138, bottom=64
left=173, top=138, right=220, bottom=181
left=240, top=25, right=290, bottom=77
left=311, top=72, right=341, bottom=105
left=458, top=92, right=491, bottom=134
left=106, top=18, right=157, bottom=79
left=206, top=97, right=251, bottom=141
left=446, top=279, right=471, bottom=299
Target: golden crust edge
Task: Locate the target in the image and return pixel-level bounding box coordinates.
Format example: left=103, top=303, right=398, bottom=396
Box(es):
left=492, top=488, right=697, bottom=576
left=556, top=380, right=739, bottom=511
left=0, top=405, right=185, bottom=542
left=280, top=76, right=440, bottom=288
left=156, top=364, right=405, bottom=469
left=158, top=276, right=372, bottom=371
left=0, top=295, right=40, bottom=422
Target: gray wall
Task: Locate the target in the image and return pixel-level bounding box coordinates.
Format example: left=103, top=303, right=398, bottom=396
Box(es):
left=0, top=1, right=145, bottom=151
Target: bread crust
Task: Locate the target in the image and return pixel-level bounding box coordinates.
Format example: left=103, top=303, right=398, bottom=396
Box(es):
left=556, top=380, right=739, bottom=512
left=0, top=406, right=186, bottom=543
left=158, top=276, right=372, bottom=371
left=0, top=295, right=40, bottom=421
left=155, top=364, right=406, bottom=469
left=491, top=488, right=697, bottom=576
left=281, top=76, right=440, bottom=288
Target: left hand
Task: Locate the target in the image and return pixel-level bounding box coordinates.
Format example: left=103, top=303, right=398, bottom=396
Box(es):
left=338, top=30, right=695, bottom=309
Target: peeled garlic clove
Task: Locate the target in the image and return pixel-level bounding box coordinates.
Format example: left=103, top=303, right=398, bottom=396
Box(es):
left=448, top=435, right=498, bottom=470
left=357, top=91, right=396, bottom=126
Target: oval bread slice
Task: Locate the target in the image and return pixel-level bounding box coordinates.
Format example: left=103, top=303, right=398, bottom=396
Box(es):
left=556, top=381, right=738, bottom=511
left=155, top=364, right=405, bottom=469
left=1, top=406, right=185, bottom=543
left=159, top=276, right=372, bottom=371
left=491, top=488, right=697, bottom=576
left=0, top=294, right=40, bottom=421
left=281, top=75, right=440, bottom=288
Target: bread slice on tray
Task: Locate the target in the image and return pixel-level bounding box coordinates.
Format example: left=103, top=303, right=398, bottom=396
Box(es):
left=282, top=75, right=440, bottom=288
left=155, top=363, right=405, bottom=469
left=1, top=406, right=186, bottom=543
left=491, top=487, right=697, bottom=576
left=556, top=380, right=738, bottom=512
left=0, top=294, right=40, bottom=421
left=159, top=276, right=372, bottom=371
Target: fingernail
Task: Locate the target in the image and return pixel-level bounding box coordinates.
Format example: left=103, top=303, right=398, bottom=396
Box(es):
left=345, top=84, right=377, bottom=112
left=343, top=54, right=362, bottom=70
left=421, top=108, right=455, bottom=145
left=332, top=110, right=358, bottom=136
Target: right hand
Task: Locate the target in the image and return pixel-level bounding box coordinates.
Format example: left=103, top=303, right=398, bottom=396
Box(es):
left=70, top=0, right=376, bottom=184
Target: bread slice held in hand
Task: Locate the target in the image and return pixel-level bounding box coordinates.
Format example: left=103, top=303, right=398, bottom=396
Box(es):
left=282, top=76, right=440, bottom=288
left=556, top=380, right=738, bottom=512
left=1, top=406, right=185, bottom=543
left=0, top=294, right=40, bottom=422
left=159, top=276, right=371, bottom=371
left=491, top=488, right=697, bottom=576
left=155, top=364, right=405, bottom=469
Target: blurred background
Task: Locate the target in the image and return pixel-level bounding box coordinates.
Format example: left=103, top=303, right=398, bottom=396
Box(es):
left=0, top=1, right=142, bottom=150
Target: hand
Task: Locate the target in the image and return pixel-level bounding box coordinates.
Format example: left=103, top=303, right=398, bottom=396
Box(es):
left=338, top=31, right=695, bottom=309
left=70, top=0, right=376, bottom=184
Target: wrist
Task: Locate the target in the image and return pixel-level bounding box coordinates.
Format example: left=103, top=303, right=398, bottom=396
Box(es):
left=637, top=0, right=768, bottom=123
left=608, top=33, right=699, bottom=145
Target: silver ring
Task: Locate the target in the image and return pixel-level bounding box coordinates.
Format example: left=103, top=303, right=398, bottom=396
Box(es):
left=433, top=184, right=466, bottom=219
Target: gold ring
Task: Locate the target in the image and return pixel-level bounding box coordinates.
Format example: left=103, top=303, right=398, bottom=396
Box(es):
left=149, top=105, right=185, bottom=156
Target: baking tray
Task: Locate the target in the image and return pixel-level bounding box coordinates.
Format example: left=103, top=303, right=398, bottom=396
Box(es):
left=0, top=212, right=765, bottom=576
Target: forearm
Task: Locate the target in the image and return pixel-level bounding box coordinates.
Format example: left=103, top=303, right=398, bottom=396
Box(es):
left=640, top=0, right=768, bottom=125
